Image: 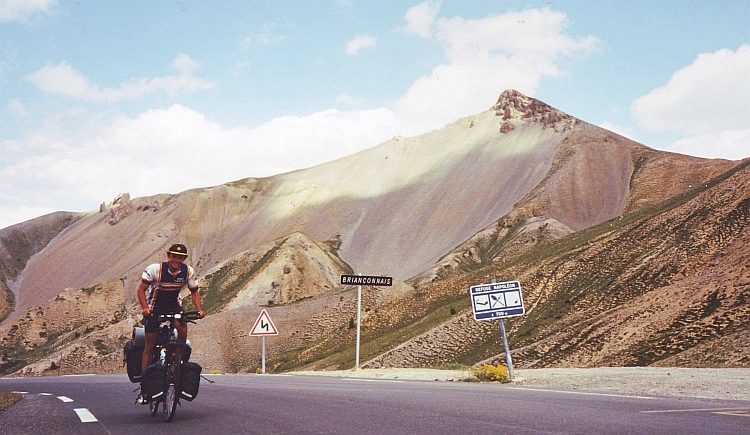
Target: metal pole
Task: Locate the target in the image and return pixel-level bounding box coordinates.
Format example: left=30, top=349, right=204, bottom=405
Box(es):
left=490, top=278, right=514, bottom=381
left=499, top=318, right=514, bottom=381
left=261, top=335, right=266, bottom=374
left=355, top=272, right=362, bottom=370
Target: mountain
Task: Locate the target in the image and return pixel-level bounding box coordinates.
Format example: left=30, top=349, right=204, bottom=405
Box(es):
left=361, top=157, right=750, bottom=369
left=1, top=89, right=746, bottom=376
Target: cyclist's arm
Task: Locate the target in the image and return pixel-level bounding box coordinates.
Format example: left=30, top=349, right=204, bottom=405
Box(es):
left=186, top=266, right=204, bottom=318
left=190, top=288, right=205, bottom=318
left=137, top=281, right=152, bottom=317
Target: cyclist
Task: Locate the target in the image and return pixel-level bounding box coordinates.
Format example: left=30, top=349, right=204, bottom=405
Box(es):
left=137, top=243, right=205, bottom=373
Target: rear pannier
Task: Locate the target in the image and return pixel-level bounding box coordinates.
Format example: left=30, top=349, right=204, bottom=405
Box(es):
left=124, top=327, right=146, bottom=383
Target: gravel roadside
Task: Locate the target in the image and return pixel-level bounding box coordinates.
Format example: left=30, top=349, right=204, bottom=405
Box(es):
left=289, top=367, right=750, bottom=401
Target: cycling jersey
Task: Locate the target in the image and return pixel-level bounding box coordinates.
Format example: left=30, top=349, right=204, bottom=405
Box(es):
left=141, top=262, right=198, bottom=312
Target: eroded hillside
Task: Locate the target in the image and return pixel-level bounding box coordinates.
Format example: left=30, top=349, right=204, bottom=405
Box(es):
left=1, top=90, right=747, bottom=376
left=0, top=212, right=85, bottom=322
left=354, top=159, right=750, bottom=369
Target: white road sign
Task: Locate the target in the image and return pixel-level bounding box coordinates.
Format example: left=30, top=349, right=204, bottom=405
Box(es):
left=470, top=280, right=525, bottom=320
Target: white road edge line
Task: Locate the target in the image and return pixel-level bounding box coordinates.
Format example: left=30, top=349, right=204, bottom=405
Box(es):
left=642, top=407, right=748, bottom=414
left=74, top=408, right=98, bottom=423
left=506, top=386, right=657, bottom=400
left=57, top=396, right=74, bottom=403
left=343, top=378, right=406, bottom=383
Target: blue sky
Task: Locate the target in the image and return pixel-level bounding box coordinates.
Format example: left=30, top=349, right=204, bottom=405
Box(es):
left=1, top=0, right=749, bottom=229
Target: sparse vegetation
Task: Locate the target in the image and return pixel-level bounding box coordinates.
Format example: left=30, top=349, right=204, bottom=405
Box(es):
left=0, top=391, right=23, bottom=410
left=93, top=339, right=108, bottom=355
left=197, top=244, right=282, bottom=314
left=2, top=124, right=750, bottom=376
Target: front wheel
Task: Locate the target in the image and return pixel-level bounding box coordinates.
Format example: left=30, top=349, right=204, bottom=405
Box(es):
left=163, top=350, right=181, bottom=422
left=163, top=382, right=178, bottom=421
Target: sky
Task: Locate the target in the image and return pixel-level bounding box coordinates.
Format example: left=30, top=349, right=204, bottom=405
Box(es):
left=1, top=0, right=749, bottom=230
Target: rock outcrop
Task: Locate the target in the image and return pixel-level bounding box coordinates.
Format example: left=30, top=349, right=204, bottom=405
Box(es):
left=494, top=89, right=578, bottom=134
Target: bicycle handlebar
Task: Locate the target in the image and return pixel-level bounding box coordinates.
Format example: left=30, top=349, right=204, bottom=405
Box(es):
left=182, top=311, right=201, bottom=321
left=151, top=311, right=201, bottom=322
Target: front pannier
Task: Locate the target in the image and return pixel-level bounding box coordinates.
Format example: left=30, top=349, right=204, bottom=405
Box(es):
left=141, top=363, right=166, bottom=402
left=180, top=362, right=202, bottom=401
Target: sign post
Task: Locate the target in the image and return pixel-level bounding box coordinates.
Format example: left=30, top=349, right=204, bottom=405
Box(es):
left=470, top=279, right=524, bottom=381
left=249, top=309, right=278, bottom=374
left=341, top=274, right=392, bottom=370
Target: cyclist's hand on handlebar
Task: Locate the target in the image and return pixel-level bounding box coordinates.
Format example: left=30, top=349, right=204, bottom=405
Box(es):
left=141, top=307, right=152, bottom=317
left=198, top=310, right=205, bottom=319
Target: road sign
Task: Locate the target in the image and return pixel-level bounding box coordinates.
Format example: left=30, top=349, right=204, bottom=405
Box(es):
left=340, top=274, right=393, bottom=286
left=470, top=280, right=525, bottom=320
left=250, top=309, right=278, bottom=336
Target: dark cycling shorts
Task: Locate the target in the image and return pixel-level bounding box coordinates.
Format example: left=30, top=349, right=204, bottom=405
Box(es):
left=143, top=306, right=185, bottom=333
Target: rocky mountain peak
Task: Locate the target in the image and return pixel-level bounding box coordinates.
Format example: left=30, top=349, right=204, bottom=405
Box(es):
left=493, top=89, right=578, bottom=133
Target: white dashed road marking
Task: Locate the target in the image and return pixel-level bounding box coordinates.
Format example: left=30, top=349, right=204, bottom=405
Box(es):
left=74, top=408, right=98, bottom=423
left=30, top=392, right=100, bottom=424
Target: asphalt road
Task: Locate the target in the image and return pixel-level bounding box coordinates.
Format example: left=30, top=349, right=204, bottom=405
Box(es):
left=1, top=373, right=750, bottom=434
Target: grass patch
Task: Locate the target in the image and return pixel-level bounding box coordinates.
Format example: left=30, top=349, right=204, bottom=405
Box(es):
left=0, top=391, right=23, bottom=410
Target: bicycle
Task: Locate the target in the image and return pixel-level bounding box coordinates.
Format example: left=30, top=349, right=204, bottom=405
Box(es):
left=141, top=310, right=200, bottom=422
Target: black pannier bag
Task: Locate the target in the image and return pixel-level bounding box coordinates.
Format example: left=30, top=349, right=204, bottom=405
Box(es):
left=180, top=362, right=202, bottom=401
left=123, top=340, right=144, bottom=383
left=141, top=363, right=166, bottom=402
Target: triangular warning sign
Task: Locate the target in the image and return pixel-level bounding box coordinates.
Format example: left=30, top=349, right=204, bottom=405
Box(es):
left=250, top=309, right=278, bottom=336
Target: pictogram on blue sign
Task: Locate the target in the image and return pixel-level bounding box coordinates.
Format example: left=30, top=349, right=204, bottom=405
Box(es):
left=470, top=281, right=525, bottom=320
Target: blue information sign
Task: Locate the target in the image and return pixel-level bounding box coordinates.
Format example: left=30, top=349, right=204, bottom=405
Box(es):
left=470, top=280, right=525, bottom=320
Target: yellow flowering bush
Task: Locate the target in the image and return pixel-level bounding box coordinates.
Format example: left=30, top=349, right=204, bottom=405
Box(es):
left=469, top=364, right=511, bottom=383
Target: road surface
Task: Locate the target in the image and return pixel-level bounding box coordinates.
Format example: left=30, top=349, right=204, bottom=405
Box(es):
left=1, top=373, right=749, bottom=434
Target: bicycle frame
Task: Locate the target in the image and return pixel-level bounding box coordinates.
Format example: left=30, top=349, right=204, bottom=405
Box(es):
left=146, top=311, right=199, bottom=421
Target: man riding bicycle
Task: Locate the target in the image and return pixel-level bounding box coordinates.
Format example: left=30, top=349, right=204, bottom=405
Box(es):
left=137, top=244, right=205, bottom=373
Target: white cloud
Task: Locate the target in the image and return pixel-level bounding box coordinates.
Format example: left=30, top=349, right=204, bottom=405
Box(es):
left=26, top=55, right=214, bottom=102
left=394, top=5, right=600, bottom=135
left=0, top=206, right=57, bottom=230
left=664, top=130, right=750, bottom=161
left=632, top=45, right=750, bottom=160
left=599, top=122, right=637, bottom=142
left=229, top=61, right=251, bottom=77
left=346, top=34, right=377, bottom=55
left=7, top=99, right=29, bottom=117
left=335, top=94, right=367, bottom=106
left=1, top=6, right=601, bottom=228
left=0, top=0, right=56, bottom=21
left=0, top=104, right=399, bottom=225
left=401, top=1, right=440, bottom=38
left=242, top=22, right=290, bottom=47
left=256, top=33, right=289, bottom=46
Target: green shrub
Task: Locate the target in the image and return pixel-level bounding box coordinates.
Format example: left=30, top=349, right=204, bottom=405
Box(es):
left=469, top=364, right=511, bottom=383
